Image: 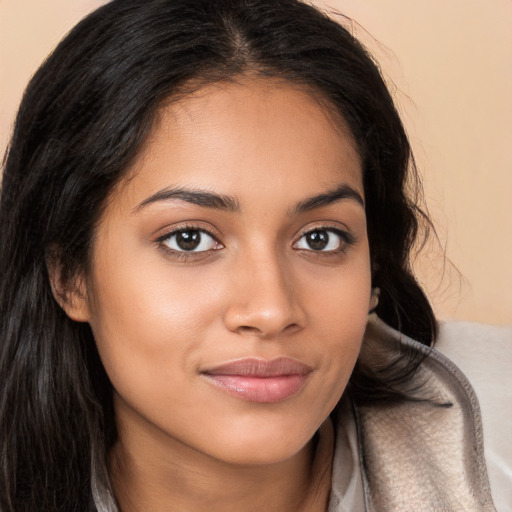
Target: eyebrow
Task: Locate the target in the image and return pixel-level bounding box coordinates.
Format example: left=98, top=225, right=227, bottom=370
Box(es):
left=133, top=182, right=364, bottom=214
left=291, top=184, right=365, bottom=214
left=133, top=187, right=240, bottom=213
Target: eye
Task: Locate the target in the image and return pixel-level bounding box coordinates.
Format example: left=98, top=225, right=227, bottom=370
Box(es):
left=294, top=228, right=350, bottom=252
left=161, top=229, right=221, bottom=253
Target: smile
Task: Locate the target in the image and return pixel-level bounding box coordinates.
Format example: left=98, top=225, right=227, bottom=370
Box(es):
left=200, top=357, right=313, bottom=403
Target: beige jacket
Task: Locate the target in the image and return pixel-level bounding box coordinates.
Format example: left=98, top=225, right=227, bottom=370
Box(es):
left=329, top=319, right=497, bottom=512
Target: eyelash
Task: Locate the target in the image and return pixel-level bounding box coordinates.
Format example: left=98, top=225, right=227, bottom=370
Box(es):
left=156, top=224, right=223, bottom=260
left=293, top=225, right=355, bottom=254
left=155, top=224, right=355, bottom=260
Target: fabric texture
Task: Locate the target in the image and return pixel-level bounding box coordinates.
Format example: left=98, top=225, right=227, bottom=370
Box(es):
left=327, top=317, right=499, bottom=511
left=434, top=320, right=512, bottom=511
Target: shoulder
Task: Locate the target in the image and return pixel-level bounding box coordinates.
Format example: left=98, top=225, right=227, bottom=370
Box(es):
left=352, top=317, right=502, bottom=511
left=434, top=320, right=512, bottom=512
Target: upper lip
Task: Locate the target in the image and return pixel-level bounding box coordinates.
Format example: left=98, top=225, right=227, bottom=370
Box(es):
left=201, top=357, right=313, bottom=377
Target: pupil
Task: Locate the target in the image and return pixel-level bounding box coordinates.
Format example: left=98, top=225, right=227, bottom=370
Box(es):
left=176, top=230, right=201, bottom=251
left=307, top=230, right=328, bottom=250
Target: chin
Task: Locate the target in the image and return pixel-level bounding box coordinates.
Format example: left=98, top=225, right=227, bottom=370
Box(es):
left=201, top=418, right=316, bottom=466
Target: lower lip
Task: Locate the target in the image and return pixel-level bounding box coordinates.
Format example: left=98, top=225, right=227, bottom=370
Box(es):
left=202, top=374, right=309, bottom=403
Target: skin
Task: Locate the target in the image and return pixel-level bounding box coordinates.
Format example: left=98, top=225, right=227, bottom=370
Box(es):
left=63, top=77, right=372, bottom=511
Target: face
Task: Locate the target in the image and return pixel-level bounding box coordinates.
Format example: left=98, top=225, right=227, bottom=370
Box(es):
left=71, top=78, right=371, bottom=467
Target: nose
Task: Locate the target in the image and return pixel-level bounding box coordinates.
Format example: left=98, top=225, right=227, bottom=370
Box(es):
left=223, top=250, right=307, bottom=339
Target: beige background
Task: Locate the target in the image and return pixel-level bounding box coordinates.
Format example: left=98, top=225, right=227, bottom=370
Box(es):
left=1, top=0, right=511, bottom=325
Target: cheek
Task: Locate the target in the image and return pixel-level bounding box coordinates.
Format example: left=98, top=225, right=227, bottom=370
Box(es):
left=85, top=252, right=224, bottom=402
left=301, top=244, right=372, bottom=337
left=289, top=266, right=369, bottom=427
left=86, top=269, right=218, bottom=448
left=290, top=249, right=371, bottom=409
left=88, top=239, right=223, bottom=336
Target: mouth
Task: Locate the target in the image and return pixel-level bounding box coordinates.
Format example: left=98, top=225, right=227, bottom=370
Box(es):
left=200, top=357, right=313, bottom=403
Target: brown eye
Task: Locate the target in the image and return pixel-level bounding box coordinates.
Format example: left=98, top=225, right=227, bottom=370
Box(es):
left=162, top=229, right=219, bottom=252
left=305, top=230, right=329, bottom=250
left=294, top=228, right=349, bottom=252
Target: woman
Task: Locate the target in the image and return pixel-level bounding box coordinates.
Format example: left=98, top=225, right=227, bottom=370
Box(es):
left=0, top=0, right=497, bottom=510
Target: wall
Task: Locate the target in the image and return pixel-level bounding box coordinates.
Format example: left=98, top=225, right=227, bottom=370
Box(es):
left=1, top=0, right=510, bottom=325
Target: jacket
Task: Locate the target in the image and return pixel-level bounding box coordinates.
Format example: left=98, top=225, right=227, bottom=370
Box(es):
left=328, top=318, right=497, bottom=512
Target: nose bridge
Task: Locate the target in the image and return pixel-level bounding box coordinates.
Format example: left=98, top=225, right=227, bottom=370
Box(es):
left=224, top=244, right=305, bottom=337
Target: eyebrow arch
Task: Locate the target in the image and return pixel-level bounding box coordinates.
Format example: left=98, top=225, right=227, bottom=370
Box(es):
left=133, top=187, right=240, bottom=213
left=291, top=184, right=365, bottom=214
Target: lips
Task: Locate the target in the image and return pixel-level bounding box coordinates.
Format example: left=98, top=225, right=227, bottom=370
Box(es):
left=200, top=357, right=312, bottom=403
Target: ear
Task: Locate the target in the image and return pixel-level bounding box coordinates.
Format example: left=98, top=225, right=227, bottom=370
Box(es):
left=368, top=287, right=380, bottom=314
left=46, top=255, right=91, bottom=323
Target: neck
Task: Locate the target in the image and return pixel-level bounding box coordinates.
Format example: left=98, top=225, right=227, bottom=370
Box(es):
left=110, top=432, right=315, bottom=512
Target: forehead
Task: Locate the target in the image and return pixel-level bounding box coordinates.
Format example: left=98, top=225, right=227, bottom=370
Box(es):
left=118, top=77, right=363, bottom=209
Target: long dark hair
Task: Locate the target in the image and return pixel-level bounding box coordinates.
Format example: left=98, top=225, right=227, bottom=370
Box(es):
left=0, top=0, right=436, bottom=509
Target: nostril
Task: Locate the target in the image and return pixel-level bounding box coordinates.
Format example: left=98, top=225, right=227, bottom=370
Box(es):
left=237, top=325, right=263, bottom=336
left=236, top=322, right=301, bottom=337
left=283, top=323, right=300, bottom=334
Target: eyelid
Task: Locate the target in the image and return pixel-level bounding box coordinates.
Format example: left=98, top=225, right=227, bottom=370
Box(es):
left=154, top=221, right=222, bottom=242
